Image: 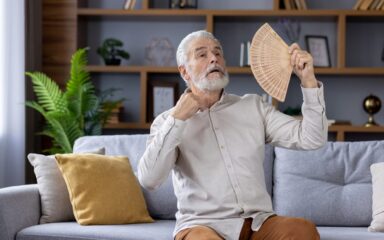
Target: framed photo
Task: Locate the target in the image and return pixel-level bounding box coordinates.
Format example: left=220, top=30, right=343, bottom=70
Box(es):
left=305, top=35, right=331, bottom=67
left=148, top=81, right=178, bottom=121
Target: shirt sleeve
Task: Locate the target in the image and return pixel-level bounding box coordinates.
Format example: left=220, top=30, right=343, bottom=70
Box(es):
left=264, top=81, right=328, bottom=150
left=137, top=111, right=186, bottom=190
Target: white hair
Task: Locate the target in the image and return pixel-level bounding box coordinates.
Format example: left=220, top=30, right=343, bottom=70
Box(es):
left=176, top=30, right=222, bottom=67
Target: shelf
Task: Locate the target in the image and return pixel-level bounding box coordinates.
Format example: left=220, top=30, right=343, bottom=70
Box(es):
left=75, top=2, right=384, bottom=133
left=104, top=122, right=151, bottom=129
left=77, top=9, right=384, bottom=17
left=329, top=125, right=384, bottom=141
left=329, top=125, right=384, bottom=132
left=86, top=65, right=384, bottom=75
left=77, top=9, right=207, bottom=16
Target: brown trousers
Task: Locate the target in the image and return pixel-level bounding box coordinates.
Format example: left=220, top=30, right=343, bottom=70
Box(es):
left=175, top=216, right=320, bottom=240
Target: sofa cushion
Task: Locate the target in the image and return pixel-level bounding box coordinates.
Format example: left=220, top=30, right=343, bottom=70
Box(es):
left=273, top=141, right=384, bottom=226
left=73, top=135, right=178, bottom=220
left=369, top=162, right=384, bottom=232
left=264, top=144, right=274, bottom=197
left=27, top=148, right=105, bottom=224
left=318, top=227, right=384, bottom=240
left=16, top=221, right=175, bottom=240
left=55, top=153, right=153, bottom=225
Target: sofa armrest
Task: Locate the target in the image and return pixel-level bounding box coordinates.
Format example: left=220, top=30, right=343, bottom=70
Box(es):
left=0, top=184, right=40, bottom=240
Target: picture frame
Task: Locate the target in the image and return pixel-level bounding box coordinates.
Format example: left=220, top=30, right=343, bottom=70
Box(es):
left=148, top=81, right=178, bottom=122
left=305, top=35, right=331, bottom=68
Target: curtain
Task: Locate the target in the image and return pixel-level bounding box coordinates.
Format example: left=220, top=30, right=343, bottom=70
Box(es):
left=0, top=0, right=25, bottom=187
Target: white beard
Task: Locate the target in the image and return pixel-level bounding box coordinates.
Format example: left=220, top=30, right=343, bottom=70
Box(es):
left=193, top=73, right=229, bottom=91
left=189, top=65, right=230, bottom=91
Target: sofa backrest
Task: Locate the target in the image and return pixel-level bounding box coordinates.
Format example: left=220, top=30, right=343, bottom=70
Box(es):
left=273, top=141, right=384, bottom=226
left=73, top=134, right=275, bottom=220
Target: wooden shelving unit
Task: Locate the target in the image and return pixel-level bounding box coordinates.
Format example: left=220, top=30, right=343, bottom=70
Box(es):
left=329, top=125, right=384, bottom=141
left=76, top=0, right=384, bottom=139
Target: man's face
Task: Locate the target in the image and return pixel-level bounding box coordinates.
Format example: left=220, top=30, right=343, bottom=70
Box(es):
left=184, top=37, right=229, bottom=91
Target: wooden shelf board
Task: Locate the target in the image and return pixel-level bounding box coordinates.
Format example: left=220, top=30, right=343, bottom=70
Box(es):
left=86, top=65, right=143, bottom=73
left=228, top=67, right=384, bottom=75
left=86, top=65, right=179, bottom=73
left=86, top=66, right=384, bottom=75
left=77, top=9, right=384, bottom=17
left=104, top=122, right=151, bottom=129
left=77, top=9, right=207, bottom=16
left=329, top=125, right=384, bottom=132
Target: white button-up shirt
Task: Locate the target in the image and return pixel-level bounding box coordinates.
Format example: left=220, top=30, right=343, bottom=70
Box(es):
left=138, top=83, right=327, bottom=240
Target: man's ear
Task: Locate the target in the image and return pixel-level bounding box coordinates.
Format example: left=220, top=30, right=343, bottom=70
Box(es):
left=178, top=65, right=190, bottom=81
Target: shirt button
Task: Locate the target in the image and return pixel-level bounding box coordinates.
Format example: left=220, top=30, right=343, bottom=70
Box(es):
left=215, top=127, right=219, bottom=130
left=220, top=145, right=224, bottom=149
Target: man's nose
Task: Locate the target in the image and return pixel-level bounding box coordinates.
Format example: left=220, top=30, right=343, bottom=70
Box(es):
left=209, top=53, right=218, bottom=64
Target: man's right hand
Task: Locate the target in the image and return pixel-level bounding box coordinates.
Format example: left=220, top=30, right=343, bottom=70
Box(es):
left=171, top=92, right=202, bottom=121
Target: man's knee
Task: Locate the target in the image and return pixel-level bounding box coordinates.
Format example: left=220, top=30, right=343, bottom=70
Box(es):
left=175, top=226, right=223, bottom=240
left=281, top=217, right=319, bottom=240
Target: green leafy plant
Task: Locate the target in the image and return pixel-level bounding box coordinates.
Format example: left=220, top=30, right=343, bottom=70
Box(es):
left=97, top=38, right=130, bottom=65
left=26, top=48, right=123, bottom=154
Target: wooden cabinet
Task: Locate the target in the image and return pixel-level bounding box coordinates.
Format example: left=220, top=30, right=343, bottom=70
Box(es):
left=72, top=0, right=384, bottom=140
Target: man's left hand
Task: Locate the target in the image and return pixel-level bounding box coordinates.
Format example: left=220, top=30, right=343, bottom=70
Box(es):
left=288, top=43, right=318, bottom=88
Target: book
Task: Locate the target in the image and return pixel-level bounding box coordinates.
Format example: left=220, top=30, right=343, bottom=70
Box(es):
left=123, top=0, right=131, bottom=10
left=123, top=0, right=136, bottom=10
left=284, top=0, right=292, bottom=10
left=369, top=0, right=381, bottom=9
left=295, top=0, right=302, bottom=9
left=360, top=0, right=374, bottom=10
left=300, top=0, right=308, bottom=10
left=375, top=0, right=384, bottom=9
left=130, top=0, right=136, bottom=9
left=353, top=0, right=365, bottom=10
left=333, top=120, right=352, bottom=125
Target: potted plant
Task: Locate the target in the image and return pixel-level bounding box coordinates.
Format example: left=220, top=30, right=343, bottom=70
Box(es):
left=97, top=38, right=130, bottom=65
left=26, top=48, right=124, bottom=153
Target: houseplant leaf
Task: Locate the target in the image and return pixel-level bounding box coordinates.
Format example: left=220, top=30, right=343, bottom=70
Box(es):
left=26, top=47, right=124, bottom=153
left=26, top=72, right=67, bottom=113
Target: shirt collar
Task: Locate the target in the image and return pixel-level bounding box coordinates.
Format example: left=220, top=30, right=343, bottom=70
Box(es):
left=183, top=88, right=227, bottom=110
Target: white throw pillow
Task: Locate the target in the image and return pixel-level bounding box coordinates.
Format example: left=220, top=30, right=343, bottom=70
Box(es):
left=28, top=147, right=105, bottom=224
left=369, top=162, right=384, bottom=232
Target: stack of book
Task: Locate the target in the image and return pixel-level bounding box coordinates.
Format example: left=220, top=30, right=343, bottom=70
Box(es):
left=283, top=0, right=308, bottom=10
left=123, top=0, right=136, bottom=10
left=354, top=0, right=384, bottom=10
left=106, top=103, right=124, bottom=124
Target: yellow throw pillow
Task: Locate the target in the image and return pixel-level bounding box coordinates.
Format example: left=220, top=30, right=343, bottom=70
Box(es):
left=55, top=153, right=154, bottom=225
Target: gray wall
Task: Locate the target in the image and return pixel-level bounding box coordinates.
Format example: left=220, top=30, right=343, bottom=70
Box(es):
left=82, top=0, right=384, bottom=127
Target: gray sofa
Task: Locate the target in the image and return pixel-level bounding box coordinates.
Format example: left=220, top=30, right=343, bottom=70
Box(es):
left=1, top=134, right=384, bottom=240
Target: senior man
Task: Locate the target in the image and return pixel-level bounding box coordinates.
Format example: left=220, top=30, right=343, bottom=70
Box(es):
left=138, top=30, right=327, bottom=240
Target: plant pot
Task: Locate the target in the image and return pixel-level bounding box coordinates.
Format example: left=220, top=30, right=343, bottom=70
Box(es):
left=104, top=58, right=121, bottom=66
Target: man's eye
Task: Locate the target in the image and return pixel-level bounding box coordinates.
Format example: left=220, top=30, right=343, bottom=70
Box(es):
left=199, top=54, right=206, bottom=58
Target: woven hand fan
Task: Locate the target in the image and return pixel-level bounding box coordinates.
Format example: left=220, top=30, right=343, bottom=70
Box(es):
left=250, top=23, right=293, bottom=102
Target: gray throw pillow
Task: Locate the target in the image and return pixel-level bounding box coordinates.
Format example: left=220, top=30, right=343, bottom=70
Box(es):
left=28, top=147, right=105, bottom=224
